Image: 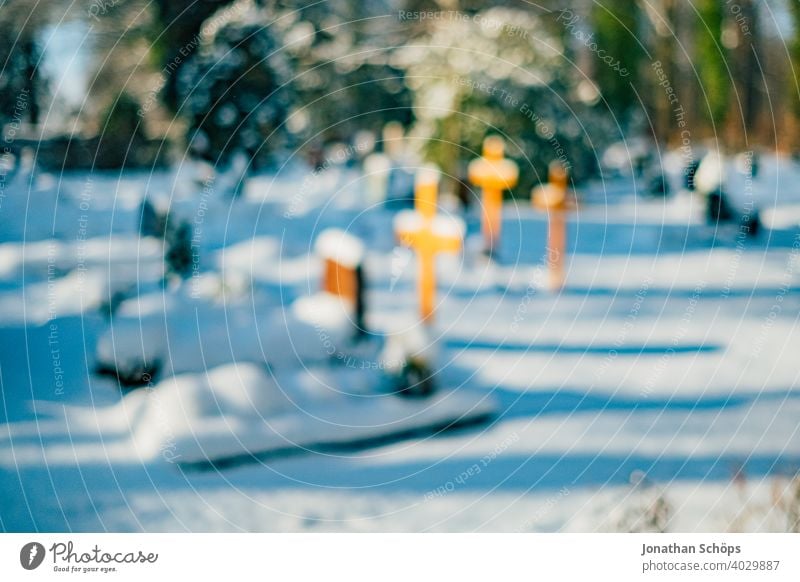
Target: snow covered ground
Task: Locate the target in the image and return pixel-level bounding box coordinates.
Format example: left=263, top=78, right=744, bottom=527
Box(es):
left=1, top=159, right=799, bottom=532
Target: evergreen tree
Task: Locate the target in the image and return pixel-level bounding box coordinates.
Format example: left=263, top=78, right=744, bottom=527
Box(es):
left=153, top=0, right=239, bottom=113
left=695, top=0, right=730, bottom=135
left=176, top=12, right=294, bottom=167
left=273, top=0, right=414, bottom=146
left=0, top=3, right=49, bottom=131
left=591, top=0, right=643, bottom=122
left=94, top=92, right=149, bottom=168
left=788, top=0, right=800, bottom=143
left=395, top=6, right=613, bottom=192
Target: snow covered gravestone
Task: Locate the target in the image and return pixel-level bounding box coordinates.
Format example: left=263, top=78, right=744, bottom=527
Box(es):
left=394, top=166, right=465, bottom=324
left=532, top=161, right=574, bottom=291
left=381, top=121, right=416, bottom=208
left=362, top=152, right=392, bottom=204
left=314, top=228, right=367, bottom=335
left=467, top=135, right=519, bottom=255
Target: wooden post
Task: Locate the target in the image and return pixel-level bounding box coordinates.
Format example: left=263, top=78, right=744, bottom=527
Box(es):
left=467, top=136, right=519, bottom=255
left=315, top=228, right=365, bottom=307
left=532, top=162, right=572, bottom=291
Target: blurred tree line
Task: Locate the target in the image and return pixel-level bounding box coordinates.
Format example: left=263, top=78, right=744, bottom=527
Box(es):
left=1, top=0, right=799, bottom=188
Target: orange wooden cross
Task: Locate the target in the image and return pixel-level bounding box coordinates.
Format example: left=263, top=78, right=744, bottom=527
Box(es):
left=532, top=162, right=573, bottom=291
left=394, top=169, right=464, bottom=322
left=467, top=136, right=519, bottom=254
left=315, top=229, right=365, bottom=306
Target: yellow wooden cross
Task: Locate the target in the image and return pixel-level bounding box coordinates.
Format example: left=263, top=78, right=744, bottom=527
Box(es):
left=532, top=161, right=573, bottom=291
left=467, top=136, right=519, bottom=254
left=414, top=164, right=440, bottom=220
left=394, top=169, right=464, bottom=322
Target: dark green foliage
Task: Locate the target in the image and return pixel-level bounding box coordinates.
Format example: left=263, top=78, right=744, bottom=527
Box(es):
left=139, top=198, right=168, bottom=238
left=398, top=7, right=615, bottom=193
left=394, top=358, right=436, bottom=399
left=177, top=22, right=293, bottom=167
left=292, top=61, right=413, bottom=145
left=425, top=75, right=609, bottom=193
left=94, top=93, right=151, bottom=168
left=695, top=0, right=730, bottom=130
left=98, top=287, right=133, bottom=320
left=153, top=0, right=239, bottom=112
left=590, top=0, right=643, bottom=120
left=96, top=358, right=161, bottom=389
left=788, top=1, right=800, bottom=118
left=274, top=0, right=414, bottom=145
left=165, top=221, right=193, bottom=278
left=0, top=37, right=42, bottom=128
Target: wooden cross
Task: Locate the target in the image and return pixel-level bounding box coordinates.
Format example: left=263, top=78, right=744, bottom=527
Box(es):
left=414, top=164, right=440, bottom=219
left=394, top=169, right=464, bottom=322
left=467, top=136, right=519, bottom=254
left=532, top=161, right=573, bottom=291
